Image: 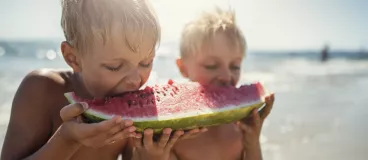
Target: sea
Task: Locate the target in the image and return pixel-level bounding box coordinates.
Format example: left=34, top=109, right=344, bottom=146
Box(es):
left=0, top=40, right=368, bottom=160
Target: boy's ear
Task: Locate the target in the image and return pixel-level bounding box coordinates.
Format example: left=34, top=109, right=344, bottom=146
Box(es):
left=61, top=41, right=82, bottom=72
left=176, top=58, right=188, bottom=78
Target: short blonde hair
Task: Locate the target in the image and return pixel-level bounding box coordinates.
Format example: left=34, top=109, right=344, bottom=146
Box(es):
left=180, top=7, right=246, bottom=58
left=61, top=0, right=160, bottom=53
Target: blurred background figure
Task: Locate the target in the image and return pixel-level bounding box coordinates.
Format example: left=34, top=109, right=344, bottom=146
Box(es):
left=0, top=0, right=367, bottom=160
left=321, top=44, right=329, bottom=62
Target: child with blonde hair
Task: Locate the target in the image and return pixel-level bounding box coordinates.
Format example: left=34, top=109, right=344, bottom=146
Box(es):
left=175, top=7, right=275, bottom=160
left=134, top=7, right=275, bottom=160
left=1, top=0, right=204, bottom=160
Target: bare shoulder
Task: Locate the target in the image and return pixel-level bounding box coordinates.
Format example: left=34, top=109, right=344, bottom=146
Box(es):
left=20, top=68, right=70, bottom=92
left=13, top=69, right=72, bottom=113
left=0, top=69, right=73, bottom=160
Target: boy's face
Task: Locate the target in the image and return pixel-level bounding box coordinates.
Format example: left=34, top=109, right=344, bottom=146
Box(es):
left=62, top=27, right=156, bottom=98
left=177, top=33, right=244, bottom=87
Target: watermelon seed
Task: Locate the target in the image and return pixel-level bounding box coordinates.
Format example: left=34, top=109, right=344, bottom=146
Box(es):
left=170, top=92, right=174, bottom=97
left=139, top=101, right=144, bottom=107
left=156, top=97, right=160, bottom=101
left=127, top=100, right=132, bottom=107
left=156, top=91, right=160, bottom=94
left=151, top=99, right=155, bottom=104
left=163, top=92, right=166, bottom=96
left=140, top=94, right=145, bottom=98
left=172, top=88, right=177, bottom=94
left=163, top=87, right=167, bottom=91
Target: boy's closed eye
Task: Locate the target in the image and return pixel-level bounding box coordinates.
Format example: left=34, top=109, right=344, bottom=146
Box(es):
left=202, top=64, right=240, bottom=71
left=230, top=65, right=240, bottom=71
left=103, top=63, right=123, bottom=72
left=203, top=64, right=218, bottom=70
left=102, top=58, right=153, bottom=72
left=139, top=60, right=153, bottom=68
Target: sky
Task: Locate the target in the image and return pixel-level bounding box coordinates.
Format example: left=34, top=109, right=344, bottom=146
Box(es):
left=0, top=0, right=367, bottom=51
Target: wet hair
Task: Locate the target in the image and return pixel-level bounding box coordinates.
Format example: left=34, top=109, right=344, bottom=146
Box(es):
left=179, top=7, right=246, bottom=58
left=61, top=0, right=160, bottom=53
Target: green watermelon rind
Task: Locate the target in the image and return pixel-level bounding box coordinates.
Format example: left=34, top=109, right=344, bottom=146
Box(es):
left=65, top=92, right=266, bottom=133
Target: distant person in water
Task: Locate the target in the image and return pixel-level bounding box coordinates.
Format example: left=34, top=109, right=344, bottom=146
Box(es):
left=133, top=7, right=275, bottom=160
left=321, top=44, right=330, bottom=61
left=0, top=0, right=205, bottom=160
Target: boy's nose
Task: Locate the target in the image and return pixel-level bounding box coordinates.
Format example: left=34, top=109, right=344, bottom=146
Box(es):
left=124, top=70, right=141, bottom=90
left=216, top=70, right=232, bottom=86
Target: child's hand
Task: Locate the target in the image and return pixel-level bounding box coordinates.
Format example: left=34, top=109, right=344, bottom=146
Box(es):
left=237, top=93, right=275, bottom=148
left=58, top=102, right=137, bottom=148
left=133, top=128, right=207, bottom=160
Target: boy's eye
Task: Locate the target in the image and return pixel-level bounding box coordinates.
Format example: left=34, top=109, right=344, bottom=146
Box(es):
left=230, top=65, right=240, bottom=70
left=105, top=65, right=122, bottom=72
left=204, top=64, right=218, bottom=70
left=139, top=61, right=153, bottom=68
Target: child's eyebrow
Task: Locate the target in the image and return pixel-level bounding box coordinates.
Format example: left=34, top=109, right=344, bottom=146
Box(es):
left=201, top=55, right=219, bottom=60
left=102, top=53, right=155, bottom=63
left=102, top=58, right=126, bottom=63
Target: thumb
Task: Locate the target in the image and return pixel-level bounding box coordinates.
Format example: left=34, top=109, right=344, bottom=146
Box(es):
left=238, top=122, right=251, bottom=133
left=60, top=102, right=88, bottom=122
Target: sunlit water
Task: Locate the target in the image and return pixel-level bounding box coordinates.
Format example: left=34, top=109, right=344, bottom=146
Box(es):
left=0, top=41, right=367, bottom=160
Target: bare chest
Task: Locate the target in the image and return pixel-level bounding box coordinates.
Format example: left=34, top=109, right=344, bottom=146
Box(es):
left=174, top=125, right=244, bottom=160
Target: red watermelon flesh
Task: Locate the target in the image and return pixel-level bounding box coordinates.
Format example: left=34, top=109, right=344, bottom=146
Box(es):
left=64, top=80, right=268, bottom=133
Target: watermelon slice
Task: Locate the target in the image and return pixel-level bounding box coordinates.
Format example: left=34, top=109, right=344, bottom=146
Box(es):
left=64, top=80, right=268, bottom=133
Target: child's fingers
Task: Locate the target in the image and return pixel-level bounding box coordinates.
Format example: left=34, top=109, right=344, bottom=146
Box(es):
left=76, top=116, right=133, bottom=139
left=143, top=129, right=154, bottom=148
left=183, top=127, right=208, bottom=140
left=120, top=119, right=134, bottom=128
left=78, top=117, right=120, bottom=136
left=158, top=128, right=172, bottom=148
left=199, top=127, right=208, bottom=133
left=104, top=129, right=137, bottom=145
left=180, top=128, right=200, bottom=140
left=252, top=109, right=261, bottom=127
left=107, top=116, right=125, bottom=136
left=107, top=125, right=137, bottom=139
left=106, top=117, right=135, bottom=137
left=238, top=122, right=251, bottom=133
left=95, top=117, right=122, bottom=132
left=60, top=102, right=87, bottom=122
left=260, top=93, right=275, bottom=120
left=134, top=133, right=143, bottom=148
left=165, top=130, right=183, bottom=150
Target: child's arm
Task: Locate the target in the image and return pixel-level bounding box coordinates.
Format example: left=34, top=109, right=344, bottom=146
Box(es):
left=238, top=94, right=275, bottom=160
left=241, top=142, right=262, bottom=160
left=1, top=71, right=136, bottom=160
left=1, top=72, right=82, bottom=160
